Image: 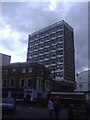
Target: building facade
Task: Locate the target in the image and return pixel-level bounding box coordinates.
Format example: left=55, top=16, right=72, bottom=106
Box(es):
left=0, top=53, right=11, bottom=66
left=76, top=70, right=90, bottom=101
left=0, top=53, right=11, bottom=101
left=2, top=62, right=51, bottom=100
left=27, top=20, right=75, bottom=84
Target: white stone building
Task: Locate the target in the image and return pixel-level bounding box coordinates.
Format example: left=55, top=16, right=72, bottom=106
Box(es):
left=76, top=70, right=90, bottom=100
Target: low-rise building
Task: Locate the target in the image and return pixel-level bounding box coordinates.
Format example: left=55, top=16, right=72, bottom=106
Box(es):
left=76, top=70, right=90, bottom=101
left=0, top=53, right=11, bottom=66
left=2, top=61, right=51, bottom=101
left=0, top=53, right=11, bottom=103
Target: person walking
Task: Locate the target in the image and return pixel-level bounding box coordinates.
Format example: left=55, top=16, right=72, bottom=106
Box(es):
left=54, top=96, right=60, bottom=120
left=48, top=98, right=54, bottom=119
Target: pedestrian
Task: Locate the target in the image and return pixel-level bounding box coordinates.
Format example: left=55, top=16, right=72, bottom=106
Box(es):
left=54, top=96, right=60, bottom=120
left=48, top=98, right=54, bottom=119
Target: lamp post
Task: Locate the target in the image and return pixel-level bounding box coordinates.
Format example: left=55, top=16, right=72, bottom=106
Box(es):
left=53, top=69, right=56, bottom=91
left=76, top=73, right=79, bottom=120
left=76, top=73, right=78, bottom=80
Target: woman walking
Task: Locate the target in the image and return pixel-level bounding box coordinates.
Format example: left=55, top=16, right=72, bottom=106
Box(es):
left=48, top=98, right=54, bottom=119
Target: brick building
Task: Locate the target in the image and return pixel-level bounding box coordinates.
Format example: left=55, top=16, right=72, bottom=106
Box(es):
left=2, top=61, right=51, bottom=100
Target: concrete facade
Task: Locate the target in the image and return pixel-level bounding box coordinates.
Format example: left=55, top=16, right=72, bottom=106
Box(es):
left=27, top=20, right=75, bottom=84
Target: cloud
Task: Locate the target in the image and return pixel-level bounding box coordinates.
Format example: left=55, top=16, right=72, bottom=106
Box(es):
left=0, top=18, right=28, bottom=63
left=1, top=2, right=88, bottom=73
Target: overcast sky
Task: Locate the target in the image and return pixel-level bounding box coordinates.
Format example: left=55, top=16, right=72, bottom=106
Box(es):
left=0, top=1, right=88, bottom=74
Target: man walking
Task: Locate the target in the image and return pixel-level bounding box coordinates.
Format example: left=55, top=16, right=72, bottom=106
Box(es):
left=54, top=96, right=60, bottom=120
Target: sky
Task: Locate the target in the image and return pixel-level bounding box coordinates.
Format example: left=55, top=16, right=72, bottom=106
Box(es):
left=0, top=1, right=88, bottom=74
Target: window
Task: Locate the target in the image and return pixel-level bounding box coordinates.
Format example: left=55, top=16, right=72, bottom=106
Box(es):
left=12, top=68, right=16, bottom=72
left=56, top=25, right=62, bottom=30
left=60, top=57, right=63, bottom=62
left=30, top=46, right=33, bottom=50
left=60, top=50, right=63, bottom=55
left=28, top=67, right=32, bottom=73
left=21, top=79, right=24, bottom=87
left=3, top=80, right=7, bottom=87
left=41, top=70, right=44, bottom=76
left=39, top=38, right=44, bottom=43
left=60, top=64, right=63, bottom=70
left=45, top=54, right=49, bottom=58
left=12, top=68, right=16, bottom=74
left=34, top=40, right=38, bottom=45
left=39, top=80, right=40, bottom=89
left=27, top=79, right=31, bottom=87
left=30, top=41, right=34, bottom=46
left=38, top=79, right=43, bottom=90
left=60, top=37, right=63, bottom=42
left=46, top=82, right=49, bottom=88
left=60, top=71, right=63, bottom=78
left=79, top=84, right=83, bottom=88
left=45, top=42, right=50, bottom=47
left=4, top=69, right=8, bottom=75
left=34, top=51, right=38, bottom=56
left=60, top=30, right=63, bottom=35
left=56, top=72, right=60, bottom=76
left=51, top=45, right=56, bottom=50
left=22, top=68, right=26, bottom=74
left=59, top=43, right=63, bottom=48
left=10, top=79, right=14, bottom=87
left=88, top=83, right=90, bottom=90
left=34, top=45, right=38, bottom=50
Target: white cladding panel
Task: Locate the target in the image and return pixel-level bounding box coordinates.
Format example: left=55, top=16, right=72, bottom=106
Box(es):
left=76, top=70, right=90, bottom=92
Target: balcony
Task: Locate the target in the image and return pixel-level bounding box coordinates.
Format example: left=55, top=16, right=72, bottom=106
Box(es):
left=50, top=63, right=56, bottom=66
left=39, top=53, right=43, bottom=56
left=56, top=54, right=63, bottom=57
left=33, top=55, right=38, bottom=57
left=45, top=46, right=50, bottom=48
left=51, top=31, right=56, bottom=34
left=39, top=60, right=43, bottom=62
left=45, top=58, right=49, bottom=61
left=28, top=56, right=32, bottom=59
left=39, top=41, right=44, bottom=44
left=34, top=43, right=38, bottom=46
left=56, top=69, right=63, bottom=72
left=46, top=33, right=50, bottom=36
left=51, top=56, right=56, bottom=59
left=59, top=35, right=63, bottom=37
left=57, top=61, right=64, bottom=65
left=57, top=48, right=63, bottom=51
left=46, top=65, right=49, bottom=67
left=58, top=29, right=63, bottom=31
left=39, top=47, right=43, bottom=50
left=52, top=43, right=56, bottom=46
left=52, top=37, right=56, bottom=40
left=46, top=39, right=50, bottom=42
left=51, top=49, right=56, bottom=52
left=44, top=51, right=49, bottom=54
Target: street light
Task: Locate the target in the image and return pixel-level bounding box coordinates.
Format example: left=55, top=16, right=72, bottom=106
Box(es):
left=53, top=69, right=56, bottom=91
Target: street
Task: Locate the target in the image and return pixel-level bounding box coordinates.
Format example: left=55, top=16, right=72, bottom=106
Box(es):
left=2, top=105, right=68, bottom=119
left=1, top=105, right=89, bottom=120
